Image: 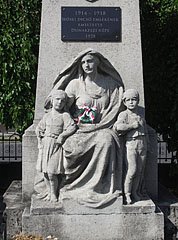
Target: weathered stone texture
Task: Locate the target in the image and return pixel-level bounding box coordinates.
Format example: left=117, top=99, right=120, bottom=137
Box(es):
left=22, top=198, right=164, bottom=240
left=3, top=181, right=27, bottom=239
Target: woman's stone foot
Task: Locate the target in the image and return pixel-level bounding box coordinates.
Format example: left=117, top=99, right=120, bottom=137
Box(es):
left=125, top=194, right=132, bottom=204
left=50, top=194, right=58, bottom=203
left=36, top=193, right=48, bottom=199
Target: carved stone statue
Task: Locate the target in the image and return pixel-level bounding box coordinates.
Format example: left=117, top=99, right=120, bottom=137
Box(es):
left=35, top=90, right=76, bottom=202
left=113, top=89, right=148, bottom=204
left=43, top=49, right=124, bottom=208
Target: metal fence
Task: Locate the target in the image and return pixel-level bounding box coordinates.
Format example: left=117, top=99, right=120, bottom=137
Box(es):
left=0, top=133, right=22, bottom=163
left=0, top=132, right=177, bottom=164
left=157, top=136, right=177, bottom=164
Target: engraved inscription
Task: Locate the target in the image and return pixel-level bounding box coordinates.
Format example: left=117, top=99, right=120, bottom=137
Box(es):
left=61, top=7, right=121, bottom=42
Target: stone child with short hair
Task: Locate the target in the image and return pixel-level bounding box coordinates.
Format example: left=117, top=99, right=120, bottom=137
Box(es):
left=35, top=90, right=76, bottom=202
left=114, top=89, right=148, bottom=204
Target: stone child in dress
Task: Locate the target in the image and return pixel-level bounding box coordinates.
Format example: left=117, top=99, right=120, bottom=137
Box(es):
left=114, top=89, right=148, bottom=204
left=35, top=90, right=76, bottom=202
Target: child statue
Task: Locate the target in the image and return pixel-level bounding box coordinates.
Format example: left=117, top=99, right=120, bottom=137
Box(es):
left=114, top=89, right=148, bottom=204
left=35, top=90, right=77, bottom=202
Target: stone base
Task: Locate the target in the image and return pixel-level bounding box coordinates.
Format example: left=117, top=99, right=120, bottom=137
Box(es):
left=158, top=184, right=178, bottom=239
left=22, top=195, right=164, bottom=240
left=4, top=181, right=170, bottom=240
left=3, top=181, right=27, bottom=240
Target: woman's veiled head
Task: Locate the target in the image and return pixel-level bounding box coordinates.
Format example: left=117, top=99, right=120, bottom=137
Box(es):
left=80, top=53, right=100, bottom=75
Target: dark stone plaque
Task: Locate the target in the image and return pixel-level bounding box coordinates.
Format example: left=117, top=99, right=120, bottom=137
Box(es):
left=61, top=7, right=121, bottom=42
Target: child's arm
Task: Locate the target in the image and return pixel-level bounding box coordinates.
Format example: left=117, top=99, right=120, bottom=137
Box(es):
left=56, top=112, right=77, bottom=145
left=113, top=111, right=139, bottom=135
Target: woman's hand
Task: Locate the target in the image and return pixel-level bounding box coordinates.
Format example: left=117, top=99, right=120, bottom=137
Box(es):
left=56, top=135, right=65, bottom=146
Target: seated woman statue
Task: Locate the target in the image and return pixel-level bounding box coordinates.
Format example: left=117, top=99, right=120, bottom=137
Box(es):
left=43, top=49, right=125, bottom=208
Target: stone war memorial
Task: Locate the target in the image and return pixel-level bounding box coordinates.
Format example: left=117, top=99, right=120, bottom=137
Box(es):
left=4, top=0, right=171, bottom=239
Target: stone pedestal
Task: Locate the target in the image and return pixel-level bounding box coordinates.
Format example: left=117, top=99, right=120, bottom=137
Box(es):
left=6, top=180, right=178, bottom=239
left=22, top=124, right=37, bottom=201
left=3, top=181, right=27, bottom=240
left=22, top=195, right=164, bottom=240
left=158, top=184, right=178, bottom=239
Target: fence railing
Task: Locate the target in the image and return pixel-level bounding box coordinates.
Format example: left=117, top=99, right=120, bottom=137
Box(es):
left=0, top=133, right=22, bottom=163
left=157, top=137, right=177, bottom=164
left=0, top=132, right=177, bottom=164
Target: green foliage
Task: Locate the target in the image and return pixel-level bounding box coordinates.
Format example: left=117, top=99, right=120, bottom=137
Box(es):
left=0, top=0, right=41, bottom=134
left=140, top=0, right=178, bottom=153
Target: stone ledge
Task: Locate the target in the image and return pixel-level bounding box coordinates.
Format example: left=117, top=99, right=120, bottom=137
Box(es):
left=30, top=193, right=156, bottom=215
left=23, top=206, right=164, bottom=240
left=3, top=181, right=166, bottom=240
left=27, top=194, right=163, bottom=239
left=3, top=181, right=27, bottom=239
left=158, top=184, right=178, bottom=239
left=7, top=181, right=178, bottom=240
left=3, top=181, right=26, bottom=209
